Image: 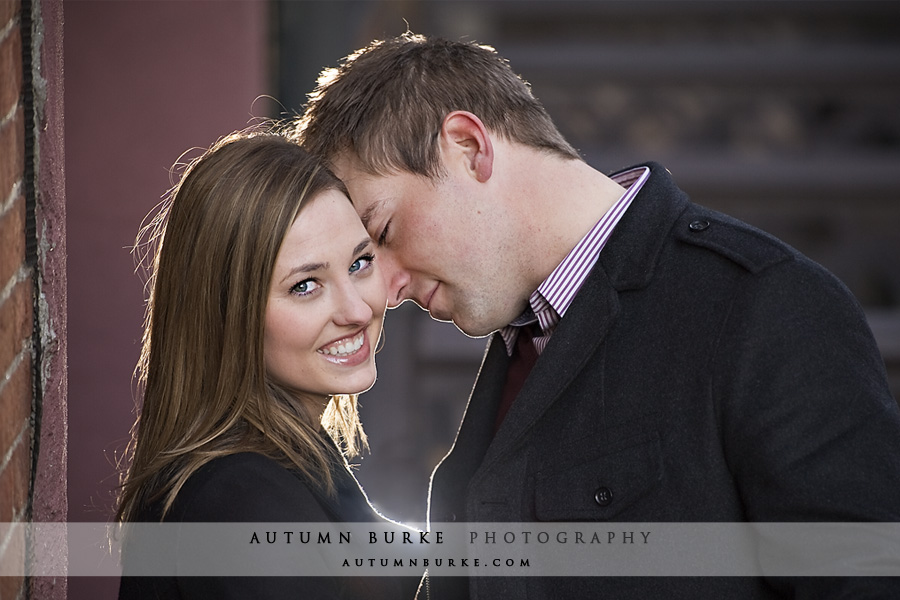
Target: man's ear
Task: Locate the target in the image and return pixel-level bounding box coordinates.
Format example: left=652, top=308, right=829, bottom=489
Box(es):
left=440, top=111, right=493, bottom=182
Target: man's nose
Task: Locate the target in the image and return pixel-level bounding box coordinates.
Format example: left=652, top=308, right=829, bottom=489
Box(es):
left=377, top=252, right=411, bottom=308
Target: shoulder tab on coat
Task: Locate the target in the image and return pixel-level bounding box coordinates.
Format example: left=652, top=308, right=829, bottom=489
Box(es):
left=674, top=210, right=793, bottom=274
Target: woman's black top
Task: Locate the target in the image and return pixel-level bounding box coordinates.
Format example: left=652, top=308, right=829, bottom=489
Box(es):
left=118, top=441, right=419, bottom=599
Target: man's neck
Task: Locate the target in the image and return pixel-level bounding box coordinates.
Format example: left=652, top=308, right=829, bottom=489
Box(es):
left=507, top=150, right=625, bottom=290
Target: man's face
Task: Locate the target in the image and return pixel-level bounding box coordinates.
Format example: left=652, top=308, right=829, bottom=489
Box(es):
left=332, top=153, right=526, bottom=338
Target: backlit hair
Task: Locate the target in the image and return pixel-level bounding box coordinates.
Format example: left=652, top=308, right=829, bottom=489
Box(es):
left=117, top=129, right=367, bottom=523
left=294, top=32, right=580, bottom=177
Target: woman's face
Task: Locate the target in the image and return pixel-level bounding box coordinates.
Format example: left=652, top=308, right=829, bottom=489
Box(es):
left=264, top=188, right=387, bottom=402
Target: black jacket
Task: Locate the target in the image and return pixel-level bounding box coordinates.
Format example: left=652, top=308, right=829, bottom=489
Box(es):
left=427, top=163, right=900, bottom=599
left=119, top=448, right=419, bottom=599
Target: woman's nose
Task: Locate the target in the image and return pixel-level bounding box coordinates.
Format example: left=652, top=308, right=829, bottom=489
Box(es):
left=332, top=281, right=375, bottom=325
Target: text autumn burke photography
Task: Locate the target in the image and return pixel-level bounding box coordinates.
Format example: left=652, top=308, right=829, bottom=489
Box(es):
left=246, top=529, right=651, bottom=546
left=243, top=527, right=653, bottom=573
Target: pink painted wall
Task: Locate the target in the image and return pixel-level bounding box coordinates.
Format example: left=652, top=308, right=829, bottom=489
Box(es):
left=65, top=2, right=269, bottom=596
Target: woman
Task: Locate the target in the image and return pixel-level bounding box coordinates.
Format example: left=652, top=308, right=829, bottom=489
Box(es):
left=116, top=129, right=415, bottom=598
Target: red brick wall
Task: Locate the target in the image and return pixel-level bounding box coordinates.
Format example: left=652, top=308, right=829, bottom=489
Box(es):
left=0, top=0, right=34, bottom=597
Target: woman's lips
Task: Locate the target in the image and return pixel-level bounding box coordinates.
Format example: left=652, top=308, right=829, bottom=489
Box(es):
left=317, top=329, right=371, bottom=366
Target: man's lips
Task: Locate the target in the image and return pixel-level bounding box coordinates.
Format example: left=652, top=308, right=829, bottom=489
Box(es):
left=423, top=284, right=439, bottom=312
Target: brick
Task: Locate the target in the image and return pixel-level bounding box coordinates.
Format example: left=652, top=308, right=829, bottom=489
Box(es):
left=0, top=572, right=25, bottom=600
left=0, top=530, right=26, bottom=575
left=0, top=105, right=24, bottom=196
left=0, top=351, right=32, bottom=457
left=0, top=436, right=31, bottom=523
left=0, top=276, right=32, bottom=374
left=0, top=192, right=26, bottom=286
left=0, top=0, right=21, bottom=32
left=0, top=24, right=21, bottom=116
left=0, top=569, right=25, bottom=596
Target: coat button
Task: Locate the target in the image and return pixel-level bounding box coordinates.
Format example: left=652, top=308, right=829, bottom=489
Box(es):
left=594, top=487, right=613, bottom=506
left=689, top=219, right=710, bottom=231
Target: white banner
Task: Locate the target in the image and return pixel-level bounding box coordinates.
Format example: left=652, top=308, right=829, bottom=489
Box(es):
left=2, top=522, right=899, bottom=577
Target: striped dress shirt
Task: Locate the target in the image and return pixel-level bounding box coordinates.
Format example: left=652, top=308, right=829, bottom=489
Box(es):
left=500, top=166, right=651, bottom=356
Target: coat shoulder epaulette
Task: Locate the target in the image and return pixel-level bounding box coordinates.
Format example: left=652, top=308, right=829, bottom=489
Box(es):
left=673, top=207, right=793, bottom=274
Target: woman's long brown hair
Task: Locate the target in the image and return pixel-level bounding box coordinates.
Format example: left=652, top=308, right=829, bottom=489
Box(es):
left=116, top=129, right=367, bottom=523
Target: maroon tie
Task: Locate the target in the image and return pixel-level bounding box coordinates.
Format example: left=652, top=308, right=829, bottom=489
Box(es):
left=495, top=325, right=540, bottom=432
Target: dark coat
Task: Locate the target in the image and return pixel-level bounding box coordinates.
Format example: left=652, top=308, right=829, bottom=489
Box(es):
left=118, top=450, right=419, bottom=599
left=426, top=162, right=900, bottom=599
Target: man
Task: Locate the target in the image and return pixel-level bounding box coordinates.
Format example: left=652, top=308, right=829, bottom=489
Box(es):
left=295, top=33, right=900, bottom=598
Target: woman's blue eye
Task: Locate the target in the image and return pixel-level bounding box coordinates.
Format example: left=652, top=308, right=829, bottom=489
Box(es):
left=290, top=279, right=320, bottom=296
left=349, top=254, right=375, bottom=274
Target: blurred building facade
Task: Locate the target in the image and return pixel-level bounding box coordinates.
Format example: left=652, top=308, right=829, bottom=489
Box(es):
left=274, top=0, right=900, bottom=526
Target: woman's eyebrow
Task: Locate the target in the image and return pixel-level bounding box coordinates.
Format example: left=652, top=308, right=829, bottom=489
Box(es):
left=280, top=239, right=370, bottom=285
left=352, top=238, right=371, bottom=256
left=281, top=261, right=328, bottom=284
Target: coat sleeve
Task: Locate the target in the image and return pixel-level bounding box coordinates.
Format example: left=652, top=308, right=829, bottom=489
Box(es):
left=712, top=254, right=900, bottom=597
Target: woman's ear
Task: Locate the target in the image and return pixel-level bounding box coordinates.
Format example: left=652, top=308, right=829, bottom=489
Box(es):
left=439, top=111, right=494, bottom=182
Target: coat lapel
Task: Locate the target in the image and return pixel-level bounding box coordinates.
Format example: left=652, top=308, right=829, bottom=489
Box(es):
left=479, top=260, right=620, bottom=469
left=427, top=337, right=509, bottom=520
left=430, top=163, right=691, bottom=513
left=305, top=436, right=379, bottom=523
left=470, top=162, right=691, bottom=476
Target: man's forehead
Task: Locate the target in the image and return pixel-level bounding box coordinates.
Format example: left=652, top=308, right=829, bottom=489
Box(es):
left=356, top=197, right=384, bottom=230
left=329, top=150, right=361, bottom=180
left=330, top=153, right=391, bottom=222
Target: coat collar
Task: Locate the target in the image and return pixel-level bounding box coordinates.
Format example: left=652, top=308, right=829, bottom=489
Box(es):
left=305, top=435, right=381, bottom=523
left=436, top=162, right=690, bottom=487
left=598, top=161, right=690, bottom=292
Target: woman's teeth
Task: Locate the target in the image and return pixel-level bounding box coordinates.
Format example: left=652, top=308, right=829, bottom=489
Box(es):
left=319, top=332, right=365, bottom=356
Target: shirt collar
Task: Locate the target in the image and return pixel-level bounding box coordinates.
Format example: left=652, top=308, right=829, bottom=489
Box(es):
left=500, top=166, right=651, bottom=355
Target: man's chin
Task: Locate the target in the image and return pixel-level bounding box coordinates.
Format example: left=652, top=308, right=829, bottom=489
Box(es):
left=427, top=299, right=502, bottom=337
left=427, top=308, right=453, bottom=324
left=449, top=316, right=497, bottom=339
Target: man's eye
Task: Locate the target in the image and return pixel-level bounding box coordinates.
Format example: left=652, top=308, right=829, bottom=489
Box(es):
left=377, top=220, right=391, bottom=246
left=290, top=279, right=321, bottom=296
left=350, top=254, right=375, bottom=274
